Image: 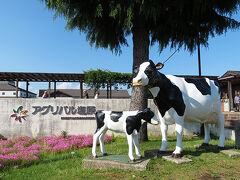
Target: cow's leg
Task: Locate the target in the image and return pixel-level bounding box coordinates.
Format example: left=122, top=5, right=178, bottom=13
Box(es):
left=217, top=112, right=225, bottom=148
left=132, top=132, right=142, bottom=158
left=160, top=121, right=168, bottom=152
left=203, top=123, right=211, bottom=145
left=172, top=116, right=184, bottom=158
left=92, top=126, right=107, bottom=158
left=126, top=134, right=135, bottom=161
left=99, top=129, right=108, bottom=156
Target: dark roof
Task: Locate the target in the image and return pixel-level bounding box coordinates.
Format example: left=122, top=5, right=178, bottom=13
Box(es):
left=219, top=71, right=240, bottom=79
left=0, top=72, right=84, bottom=82
left=39, top=89, right=130, bottom=99
left=0, top=83, right=36, bottom=95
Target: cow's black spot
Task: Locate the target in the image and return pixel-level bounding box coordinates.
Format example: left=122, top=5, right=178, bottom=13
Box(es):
left=150, top=73, right=186, bottom=117
left=110, top=111, right=123, bottom=122
left=126, top=116, right=141, bottom=135
left=95, top=110, right=105, bottom=133
left=184, top=78, right=211, bottom=95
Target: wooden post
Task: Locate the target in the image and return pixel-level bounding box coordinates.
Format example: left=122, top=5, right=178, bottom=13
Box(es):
left=228, top=80, right=233, bottom=111
left=26, top=81, right=29, bottom=98
left=48, top=81, right=51, bottom=98
left=80, top=80, right=83, bottom=98
left=54, top=81, right=56, bottom=99
left=107, top=82, right=109, bottom=99
left=16, top=80, right=19, bottom=98
left=110, top=80, right=112, bottom=99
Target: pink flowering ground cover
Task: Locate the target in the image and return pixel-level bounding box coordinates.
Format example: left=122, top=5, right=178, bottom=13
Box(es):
left=0, top=134, right=112, bottom=168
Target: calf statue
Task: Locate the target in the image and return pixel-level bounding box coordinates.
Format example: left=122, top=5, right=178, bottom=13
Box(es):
left=132, top=60, right=225, bottom=158
left=92, top=108, right=159, bottom=161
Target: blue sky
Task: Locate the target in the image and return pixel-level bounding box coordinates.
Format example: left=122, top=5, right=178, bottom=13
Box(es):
left=0, top=1, right=240, bottom=94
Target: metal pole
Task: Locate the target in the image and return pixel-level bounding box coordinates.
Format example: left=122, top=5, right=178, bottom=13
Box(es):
left=198, top=34, right=204, bottom=136
left=197, top=35, right=202, bottom=77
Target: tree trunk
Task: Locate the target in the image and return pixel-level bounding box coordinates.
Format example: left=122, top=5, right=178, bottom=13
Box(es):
left=130, top=17, right=150, bottom=142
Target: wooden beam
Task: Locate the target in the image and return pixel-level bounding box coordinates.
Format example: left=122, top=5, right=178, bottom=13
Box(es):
left=48, top=81, right=51, bottom=98
left=26, top=81, right=29, bottom=98
left=54, top=81, right=56, bottom=99
left=16, top=80, right=19, bottom=98
left=110, top=80, right=112, bottom=99
left=107, top=82, right=109, bottom=99
left=80, top=80, right=83, bottom=98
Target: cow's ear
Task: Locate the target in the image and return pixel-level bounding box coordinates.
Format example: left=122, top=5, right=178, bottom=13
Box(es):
left=155, top=62, right=164, bottom=70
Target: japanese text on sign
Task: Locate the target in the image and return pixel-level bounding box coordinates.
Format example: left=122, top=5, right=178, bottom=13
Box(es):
left=32, top=105, right=96, bottom=115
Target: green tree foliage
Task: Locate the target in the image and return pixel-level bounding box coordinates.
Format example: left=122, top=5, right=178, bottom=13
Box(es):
left=41, top=0, right=240, bottom=54
left=84, top=69, right=132, bottom=92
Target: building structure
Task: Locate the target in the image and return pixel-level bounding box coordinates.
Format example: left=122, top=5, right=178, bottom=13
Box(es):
left=0, top=81, right=36, bottom=98
left=218, top=71, right=240, bottom=111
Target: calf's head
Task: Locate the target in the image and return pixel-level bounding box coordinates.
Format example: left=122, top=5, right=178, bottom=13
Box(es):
left=133, top=60, right=163, bottom=87
left=137, top=108, right=159, bottom=125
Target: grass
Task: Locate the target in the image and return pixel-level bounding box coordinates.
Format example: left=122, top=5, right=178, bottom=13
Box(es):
left=0, top=135, right=240, bottom=180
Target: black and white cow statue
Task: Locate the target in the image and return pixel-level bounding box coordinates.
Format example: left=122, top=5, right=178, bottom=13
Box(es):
left=92, top=108, right=159, bottom=161
left=132, top=60, right=225, bottom=158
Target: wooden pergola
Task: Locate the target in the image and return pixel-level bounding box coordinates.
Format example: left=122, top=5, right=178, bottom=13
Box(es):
left=0, top=72, right=85, bottom=98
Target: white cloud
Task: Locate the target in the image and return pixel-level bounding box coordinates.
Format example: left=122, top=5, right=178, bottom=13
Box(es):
left=18, top=82, right=25, bottom=88
left=56, top=82, right=80, bottom=89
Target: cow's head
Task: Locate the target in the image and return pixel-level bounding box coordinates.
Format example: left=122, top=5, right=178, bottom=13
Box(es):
left=137, top=108, right=159, bottom=125
left=133, top=60, right=163, bottom=87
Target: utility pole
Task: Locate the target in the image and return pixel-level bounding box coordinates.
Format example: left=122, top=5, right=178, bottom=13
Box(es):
left=198, top=33, right=204, bottom=137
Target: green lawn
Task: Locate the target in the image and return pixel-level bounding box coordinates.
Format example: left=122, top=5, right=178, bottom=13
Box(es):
left=1, top=135, right=239, bottom=180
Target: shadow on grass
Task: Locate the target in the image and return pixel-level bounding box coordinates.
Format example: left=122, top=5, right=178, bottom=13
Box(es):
left=182, top=144, right=235, bottom=157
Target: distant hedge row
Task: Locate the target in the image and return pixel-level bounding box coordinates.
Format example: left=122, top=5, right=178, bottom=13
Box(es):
left=84, top=69, right=132, bottom=91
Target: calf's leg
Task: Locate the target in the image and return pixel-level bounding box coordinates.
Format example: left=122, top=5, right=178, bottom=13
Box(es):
left=92, top=126, right=107, bottom=158
left=99, top=129, right=108, bottom=155
left=132, top=132, right=142, bottom=158
left=126, top=134, right=135, bottom=161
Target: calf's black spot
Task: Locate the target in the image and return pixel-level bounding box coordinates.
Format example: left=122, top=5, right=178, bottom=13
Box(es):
left=137, top=108, right=154, bottom=124
left=95, top=110, right=105, bottom=133
left=126, top=116, right=141, bottom=135
left=110, top=111, right=123, bottom=122
left=184, top=78, right=211, bottom=95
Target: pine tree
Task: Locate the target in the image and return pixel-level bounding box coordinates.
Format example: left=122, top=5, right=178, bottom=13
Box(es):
left=41, top=0, right=240, bottom=141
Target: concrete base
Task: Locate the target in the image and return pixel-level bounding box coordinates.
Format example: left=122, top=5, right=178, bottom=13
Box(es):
left=162, top=155, right=193, bottom=164
left=144, top=149, right=192, bottom=164
left=220, top=150, right=240, bottom=157
left=82, top=155, right=150, bottom=171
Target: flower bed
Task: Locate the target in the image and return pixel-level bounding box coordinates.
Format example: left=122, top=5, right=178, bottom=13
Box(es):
left=0, top=134, right=113, bottom=168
